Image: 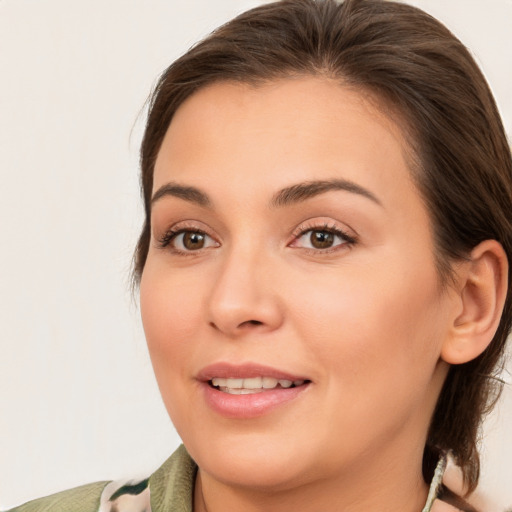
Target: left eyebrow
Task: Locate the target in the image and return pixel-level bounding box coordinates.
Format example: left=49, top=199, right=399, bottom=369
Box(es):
left=270, top=179, right=382, bottom=208
left=151, top=182, right=212, bottom=208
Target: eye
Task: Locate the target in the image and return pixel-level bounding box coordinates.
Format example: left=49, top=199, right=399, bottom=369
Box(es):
left=291, top=226, right=356, bottom=251
left=174, top=231, right=212, bottom=251
left=159, top=228, right=219, bottom=253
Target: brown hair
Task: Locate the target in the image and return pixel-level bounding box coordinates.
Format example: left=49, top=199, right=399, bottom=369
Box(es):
left=134, top=0, right=512, bottom=495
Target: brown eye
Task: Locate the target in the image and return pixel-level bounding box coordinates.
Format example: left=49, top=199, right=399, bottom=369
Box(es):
left=182, top=231, right=206, bottom=250
left=291, top=226, right=354, bottom=252
left=169, top=229, right=219, bottom=252
left=310, top=230, right=334, bottom=249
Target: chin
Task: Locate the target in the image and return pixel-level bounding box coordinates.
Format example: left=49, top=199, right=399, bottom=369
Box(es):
left=184, top=430, right=317, bottom=491
left=204, top=456, right=309, bottom=491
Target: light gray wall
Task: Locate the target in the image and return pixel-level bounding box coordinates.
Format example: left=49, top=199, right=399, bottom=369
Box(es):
left=0, top=0, right=510, bottom=509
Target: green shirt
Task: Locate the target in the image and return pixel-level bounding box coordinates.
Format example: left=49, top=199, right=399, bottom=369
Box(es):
left=5, top=445, right=195, bottom=512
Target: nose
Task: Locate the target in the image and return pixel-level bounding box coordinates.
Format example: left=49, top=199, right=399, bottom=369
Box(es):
left=206, top=247, right=284, bottom=338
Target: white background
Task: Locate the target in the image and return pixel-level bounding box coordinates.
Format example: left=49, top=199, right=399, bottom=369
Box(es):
left=0, top=0, right=511, bottom=509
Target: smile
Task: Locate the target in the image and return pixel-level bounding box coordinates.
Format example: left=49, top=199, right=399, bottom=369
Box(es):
left=199, top=363, right=311, bottom=418
left=210, top=377, right=307, bottom=394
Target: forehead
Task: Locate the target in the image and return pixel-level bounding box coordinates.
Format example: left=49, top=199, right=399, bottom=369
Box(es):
left=153, top=77, right=419, bottom=209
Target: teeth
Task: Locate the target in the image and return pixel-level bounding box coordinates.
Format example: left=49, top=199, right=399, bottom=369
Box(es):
left=262, top=377, right=278, bottom=388
left=221, top=387, right=266, bottom=395
left=210, top=376, right=306, bottom=393
left=211, top=377, right=242, bottom=388
left=243, top=377, right=263, bottom=388
left=240, top=388, right=262, bottom=395
left=227, top=378, right=243, bottom=388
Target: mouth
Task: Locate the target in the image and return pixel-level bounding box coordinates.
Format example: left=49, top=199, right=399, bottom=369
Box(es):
left=198, top=363, right=311, bottom=418
left=209, top=376, right=309, bottom=395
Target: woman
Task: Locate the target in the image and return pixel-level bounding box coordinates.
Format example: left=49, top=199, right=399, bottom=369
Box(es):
left=7, top=0, right=511, bottom=511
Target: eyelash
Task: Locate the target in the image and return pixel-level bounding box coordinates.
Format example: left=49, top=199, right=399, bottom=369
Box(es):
left=157, top=225, right=217, bottom=254
left=291, top=223, right=357, bottom=254
left=158, top=228, right=189, bottom=248
left=156, top=222, right=357, bottom=255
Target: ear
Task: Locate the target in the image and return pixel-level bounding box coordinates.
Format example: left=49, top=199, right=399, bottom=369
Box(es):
left=441, top=240, right=509, bottom=365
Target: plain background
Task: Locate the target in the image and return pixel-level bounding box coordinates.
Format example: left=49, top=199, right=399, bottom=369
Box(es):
left=0, top=0, right=511, bottom=509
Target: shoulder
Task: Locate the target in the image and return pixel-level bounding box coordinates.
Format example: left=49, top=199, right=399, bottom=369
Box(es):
left=4, top=481, right=109, bottom=512
left=149, top=444, right=197, bottom=511
left=4, top=446, right=196, bottom=512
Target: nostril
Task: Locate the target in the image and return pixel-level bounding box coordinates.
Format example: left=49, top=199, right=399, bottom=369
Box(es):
left=208, top=319, right=263, bottom=331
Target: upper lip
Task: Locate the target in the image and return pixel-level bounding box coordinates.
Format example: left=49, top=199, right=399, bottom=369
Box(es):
left=197, top=362, right=309, bottom=382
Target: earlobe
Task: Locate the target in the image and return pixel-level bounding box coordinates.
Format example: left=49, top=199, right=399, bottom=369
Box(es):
left=441, top=240, right=509, bottom=365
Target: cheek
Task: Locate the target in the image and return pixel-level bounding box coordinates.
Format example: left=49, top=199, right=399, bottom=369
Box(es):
left=290, top=256, right=446, bottom=391
left=291, top=262, right=447, bottom=454
left=140, top=261, right=204, bottom=378
left=140, top=261, right=209, bottom=432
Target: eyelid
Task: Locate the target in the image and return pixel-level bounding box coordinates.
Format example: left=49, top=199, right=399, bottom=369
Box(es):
left=155, top=220, right=220, bottom=251
left=289, top=219, right=358, bottom=251
left=174, top=231, right=218, bottom=252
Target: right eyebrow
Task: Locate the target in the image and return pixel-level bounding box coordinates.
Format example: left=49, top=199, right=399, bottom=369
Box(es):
left=151, top=182, right=212, bottom=208
left=270, top=178, right=382, bottom=208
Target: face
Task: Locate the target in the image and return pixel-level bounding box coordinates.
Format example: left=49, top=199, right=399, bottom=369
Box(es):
left=140, top=77, right=453, bottom=492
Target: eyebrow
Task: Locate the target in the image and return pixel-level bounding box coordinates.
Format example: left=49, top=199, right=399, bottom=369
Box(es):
left=270, top=179, right=382, bottom=208
left=150, top=178, right=382, bottom=209
left=151, top=182, right=211, bottom=208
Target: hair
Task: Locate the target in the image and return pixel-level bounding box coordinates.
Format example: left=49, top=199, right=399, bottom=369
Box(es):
left=133, top=0, right=512, bottom=499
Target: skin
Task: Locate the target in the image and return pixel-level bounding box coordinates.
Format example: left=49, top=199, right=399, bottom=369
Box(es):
left=140, top=77, right=463, bottom=512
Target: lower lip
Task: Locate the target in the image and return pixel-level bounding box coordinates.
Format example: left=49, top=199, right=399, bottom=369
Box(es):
left=201, top=382, right=310, bottom=419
